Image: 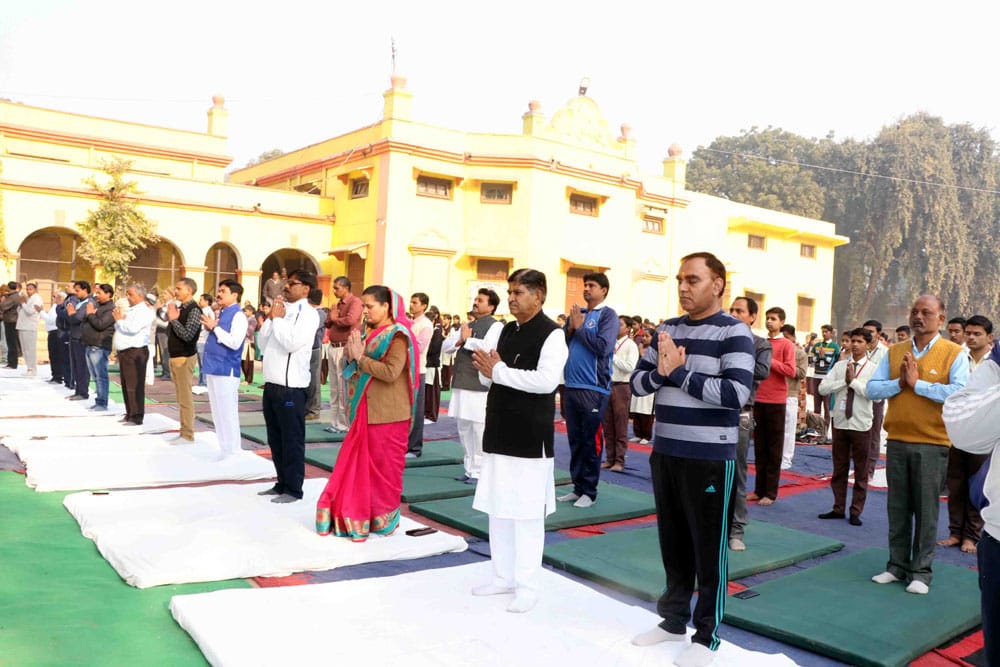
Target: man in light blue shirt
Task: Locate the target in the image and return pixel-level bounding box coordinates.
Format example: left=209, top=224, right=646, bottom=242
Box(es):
left=867, top=295, right=968, bottom=595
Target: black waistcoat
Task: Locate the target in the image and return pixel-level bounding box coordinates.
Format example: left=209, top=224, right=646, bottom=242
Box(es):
left=483, top=311, right=559, bottom=459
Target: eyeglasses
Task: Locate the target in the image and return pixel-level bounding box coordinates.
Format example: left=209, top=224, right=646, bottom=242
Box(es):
left=286, top=280, right=304, bottom=287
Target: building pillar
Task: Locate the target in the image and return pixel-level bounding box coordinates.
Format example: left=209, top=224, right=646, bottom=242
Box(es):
left=238, top=269, right=263, bottom=308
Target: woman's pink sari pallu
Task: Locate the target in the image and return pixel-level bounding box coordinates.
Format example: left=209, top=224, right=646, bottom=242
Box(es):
left=316, top=293, right=418, bottom=542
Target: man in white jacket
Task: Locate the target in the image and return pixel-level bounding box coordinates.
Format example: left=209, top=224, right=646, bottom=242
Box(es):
left=943, top=341, right=1000, bottom=666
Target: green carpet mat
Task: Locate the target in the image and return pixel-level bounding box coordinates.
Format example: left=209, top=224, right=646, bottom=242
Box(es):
left=724, top=547, right=981, bottom=667
left=542, top=521, right=844, bottom=602
left=240, top=423, right=347, bottom=445
left=401, top=465, right=573, bottom=503
left=409, top=481, right=656, bottom=539
left=0, top=473, right=249, bottom=666
left=305, top=440, right=466, bottom=471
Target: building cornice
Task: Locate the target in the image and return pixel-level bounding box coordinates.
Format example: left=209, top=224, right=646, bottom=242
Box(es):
left=0, top=179, right=332, bottom=224
left=240, top=138, right=689, bottom=208
left=0, top=122, right=232, bottom=168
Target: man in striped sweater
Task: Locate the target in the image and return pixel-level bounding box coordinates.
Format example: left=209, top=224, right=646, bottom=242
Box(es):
left=630, top=252, right=755, bottom=667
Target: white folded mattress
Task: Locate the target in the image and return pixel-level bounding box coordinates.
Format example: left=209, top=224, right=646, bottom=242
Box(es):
left=64, top=477, right=469, bottom=588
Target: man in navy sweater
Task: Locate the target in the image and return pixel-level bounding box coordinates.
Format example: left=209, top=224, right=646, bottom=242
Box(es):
left=630, top=252, right=754, bottom=667
left=558, top=272, right=618, bottom=508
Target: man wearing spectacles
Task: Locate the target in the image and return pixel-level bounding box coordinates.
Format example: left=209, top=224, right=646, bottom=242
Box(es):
left=257, top=270, right=320, bottom=503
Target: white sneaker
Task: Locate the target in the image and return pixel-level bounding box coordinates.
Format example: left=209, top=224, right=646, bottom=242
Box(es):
left=871, top=571, right=900, bottom=584
left=906, top=580, right=929, bottom=595
left=556, top=491, right=580, bottom=503
left=629, top=436, right=641, bottom=443
left=638, top=439, right=649, bottom=445
left=631, top=626, right=686, bottom=647
left=729, top=538, right=746, bottom=551
left=573, top=495, right=594, bottom=508
left=674, top=642, right=715, bottom=667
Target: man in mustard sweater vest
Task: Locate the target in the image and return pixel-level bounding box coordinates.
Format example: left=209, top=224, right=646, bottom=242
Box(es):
left=866, top=295, right=969, bottom=594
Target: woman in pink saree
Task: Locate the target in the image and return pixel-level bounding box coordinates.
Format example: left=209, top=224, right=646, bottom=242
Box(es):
left=316, top=286, right=418, bottom=541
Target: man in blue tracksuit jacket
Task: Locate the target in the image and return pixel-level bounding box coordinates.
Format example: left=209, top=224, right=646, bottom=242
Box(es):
left=558, top=272, right=618, bottom=507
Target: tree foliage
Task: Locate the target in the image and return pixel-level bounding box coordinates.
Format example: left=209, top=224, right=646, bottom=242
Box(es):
left=687, top=115, right=1000, bottom=328
left=244, top=148, right=285, bottom=168
left=77, top=157, right=158, bottom=285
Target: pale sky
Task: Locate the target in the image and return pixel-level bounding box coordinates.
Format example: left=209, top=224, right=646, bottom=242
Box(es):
left=1, top=0, right=995, bottom=176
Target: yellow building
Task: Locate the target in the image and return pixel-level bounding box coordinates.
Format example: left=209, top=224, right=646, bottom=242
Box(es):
left=232, top=75, right=847, bottom=333
left=0, top=96, right=333, bottom=303
left=1, top=77, right=846, bottom=336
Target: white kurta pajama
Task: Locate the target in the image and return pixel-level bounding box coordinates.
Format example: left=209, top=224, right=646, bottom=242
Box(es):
left=472, top=326, right=568, bottom=601
left=443, top=321, right=504, bottom=478
left=205, top=310, right=248, bottom=459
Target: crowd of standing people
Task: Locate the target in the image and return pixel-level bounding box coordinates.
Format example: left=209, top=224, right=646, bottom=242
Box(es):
left=8, top=254, right=1000, bottom=667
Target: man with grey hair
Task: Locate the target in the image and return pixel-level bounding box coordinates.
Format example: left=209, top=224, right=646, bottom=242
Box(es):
left=16, top=283, right=43, bottom=376
left=114, top=284, right=155, bottom=425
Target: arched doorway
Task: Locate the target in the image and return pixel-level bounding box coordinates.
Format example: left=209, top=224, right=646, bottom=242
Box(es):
left=260, top=248, right=320, bottom=302
left=128, top=239, right=184, bottom=294
left=17, top=228, right=94, bottom=285
left=204, top=243, right=239, bottom=293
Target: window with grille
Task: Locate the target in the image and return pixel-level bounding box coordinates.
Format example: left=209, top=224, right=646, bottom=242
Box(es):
left=417, top=176, right=451, bottom=199
left=481, top=183, right=512, bottom=204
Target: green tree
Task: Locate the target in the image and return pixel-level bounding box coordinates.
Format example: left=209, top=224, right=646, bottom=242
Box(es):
left=76, top=157, right=158, bottom=285
left=244, top=148, right=285, bottom=168
left=687, top=127, right=827, bottom=219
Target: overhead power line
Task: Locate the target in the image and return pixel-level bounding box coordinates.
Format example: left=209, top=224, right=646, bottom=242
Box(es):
left=700, top=147, right=1000, bottom=196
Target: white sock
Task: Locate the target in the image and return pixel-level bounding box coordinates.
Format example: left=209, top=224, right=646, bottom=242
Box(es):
left=556, top=492, right=579, bottom=502
left=631, top=626, right=686, bottom=646
left=506, top=589, right=538, bottom=613
left=471, top=583, right=514, bottom=596
left=906, top=580, right=929, bottom=595
left=573, top=495, right=594, bottom=508
left=674, top=643, right=715, bottom=667
left=871, top=571, right=900, bottom=584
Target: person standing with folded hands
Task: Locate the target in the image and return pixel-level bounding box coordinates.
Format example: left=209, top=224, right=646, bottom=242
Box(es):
left=316, top=286, right=417, bottom=540
left=817, top=328, right=878, bottom=526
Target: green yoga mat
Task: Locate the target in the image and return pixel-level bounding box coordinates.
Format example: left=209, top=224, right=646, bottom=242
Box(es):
left=409, top=481, right=656, bottom=539
left=401, top=465, right=573, bottom=503
left=542, top=521, right=844, bottom=602
left=724, top=547, right=981, bottom=667
left=305, top=440, right=466, bottom=471
left=240, top=423, right=347, bottom=445
left=0, top=473, right=249, bottom=666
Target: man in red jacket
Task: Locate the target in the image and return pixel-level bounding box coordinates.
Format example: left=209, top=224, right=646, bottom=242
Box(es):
left=749, top=307, right=797, bottom=505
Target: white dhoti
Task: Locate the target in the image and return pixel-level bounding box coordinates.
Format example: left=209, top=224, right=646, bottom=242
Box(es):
left=782, top=395, right=797, bottom=468
left=449, top=388, right=489, bottom=478
left=207, top=374, right=241, bottom=457
left=146, top=342, right=156, bottom=385
left=473, top=453, right=555, bottom=592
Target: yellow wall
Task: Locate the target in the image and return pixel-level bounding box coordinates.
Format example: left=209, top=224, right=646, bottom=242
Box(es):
left=0, top=99, right=335, bottom=304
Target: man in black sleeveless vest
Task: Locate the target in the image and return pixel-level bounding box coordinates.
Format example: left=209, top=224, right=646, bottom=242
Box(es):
left=470, top=269, right=569, bottom=614
left=167, top=277, right=203, bottom=442
left=441, top=288, right=503, bottom=482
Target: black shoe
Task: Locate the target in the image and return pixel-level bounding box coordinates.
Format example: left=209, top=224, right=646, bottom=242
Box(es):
left=454, top=474, right=471, bottom=482
left=849, top=515, right=863, bottom=526
left=67, top=395, right=88, bottom=401
left=818, top=511, right=846, bottom=520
